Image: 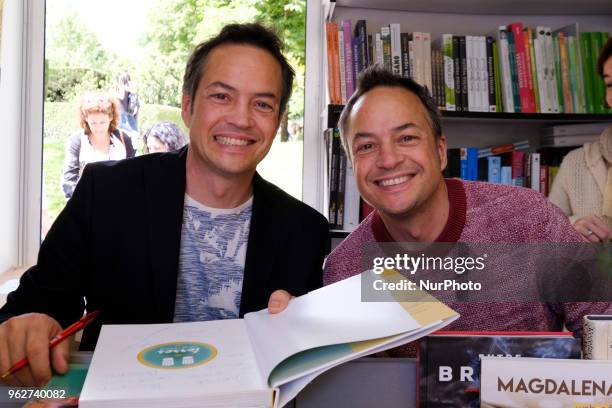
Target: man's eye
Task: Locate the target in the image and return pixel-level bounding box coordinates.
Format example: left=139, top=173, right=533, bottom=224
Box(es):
left=211, top=93, right=229, bottom=101
left=255, top=101, right=273, bottom=111
left=401, top=135, right=417, bottom=143
left=356, top=143, right=374, bottom=152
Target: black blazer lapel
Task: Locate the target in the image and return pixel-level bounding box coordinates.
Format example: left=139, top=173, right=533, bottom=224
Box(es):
left=144, top=146, right=188, bottom=322
left=239, top=173, right=278, bottom=316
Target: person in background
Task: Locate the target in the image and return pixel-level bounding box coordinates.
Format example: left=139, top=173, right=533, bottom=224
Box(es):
left=549, top=37, right=612, bottom=243
left=116, top=71, right=140, bottom=134
left=61, top=92, right=135, bottom=199
left=143, top=121, right=187, bottom=153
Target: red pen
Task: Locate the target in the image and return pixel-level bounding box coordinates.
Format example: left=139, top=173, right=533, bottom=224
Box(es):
left=1, top=310, right=100, bottom=379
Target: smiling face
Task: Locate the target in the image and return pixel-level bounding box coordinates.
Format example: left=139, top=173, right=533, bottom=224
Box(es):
left=346, top=86, right=447, bottom=219
left=181, top=44, right=282, bottom=179
left=604, top=56, right=612, bottom=108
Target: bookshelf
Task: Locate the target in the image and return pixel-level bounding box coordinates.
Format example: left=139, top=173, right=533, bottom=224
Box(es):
left=302, top=0, right=612, bottom=230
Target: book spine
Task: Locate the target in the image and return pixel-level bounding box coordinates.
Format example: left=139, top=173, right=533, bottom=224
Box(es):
left=355, top=20, right=368, bottom=72
left=325, top=22, right=341, bottom=105
left=375, top=33, right=384, bottom=67
left=530, top=153, right=541, bottom=192
left=459, top=36, right=469, bottom=112
left=486, top=36, right=497, bottom=112
left=545, top=27, right=560, bottom=113
left=343, top=158, right=360, bottom=231
left=409, top=39, right=416, bottom=82
left=539, top=165, right=549, bottom=196
left=567, top=36, right=579, bottom=113
left=600, top=32, right=611, bottom=112
left=336, top=143, right=347, bottom=230
left=466, top=36, right=475, bottom=112
left=431, top=50, right=440, bottom=106
left=390, top=23, right=403, bottom=76
left=487, top=156, right=502, bottom=183
left=553, top=35, right=565, bottom=113
left=534, top=28, right=550, bottom=113
left=572, top=35, right=586, bottom=113
left=509, top=22, right=536, bottom=112
left=500, top=166, right=512, bottom=185
left=479, top=36, right=488, bottom=112
left=497, top=27, right=514, bottom=113
left=367, top=34, right=373, bottom=67
left=468, top=147, right=478, bottom=181
left=506, top=29, right=521, bottom=112
left=342, top=20, right=355, bottom=99
left=523, top=27, right=538, bottom=112
left=460, top=147, right=469, bottom=180
left=338, top=29, right=347, bottom=104
left=511, top=150, right=525, bottom=187
left=442, top=34, right=455, bottom=111
left=352, top=38, right=361, bottom=85
left=526, top=28, right=541, bottom=113
left=423, top=32, right=433, bottom=94
left=492, top=40, right=503, bottom=112
left=328, top=129, right=340, bottom=227
left=591, top=32, right=605, bottom=113
left=558, top=32, right=572, bottom=113
left=413, top=32, right=424, bottom=85
left=453, top=36, right=462, bottom=112
left=401, top=32, right=411, bottom=78
left=580, top=32, right=594, bottom=113
left=438, top=49, right=446, bottom=109
left=381, top=26, right=392, bottom=71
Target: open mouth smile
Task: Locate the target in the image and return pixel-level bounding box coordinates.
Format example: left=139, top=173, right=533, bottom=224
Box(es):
left=214, top=135, right=255, bottom=146
left=375, top=175, right=413, bottom=187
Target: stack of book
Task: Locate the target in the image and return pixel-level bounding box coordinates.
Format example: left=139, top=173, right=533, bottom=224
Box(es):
left=325, top=19, right=611, bottom=114
left=540, top=122, right=611, bottom=147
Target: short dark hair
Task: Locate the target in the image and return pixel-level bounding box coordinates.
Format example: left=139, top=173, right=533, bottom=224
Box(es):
left=143, top=121, right=187, bottom=153
left=597, top=36, right=612, bottom=77
left=338, top=65, right=442, bottom=160
left=182, top=23, right=295, bottom=117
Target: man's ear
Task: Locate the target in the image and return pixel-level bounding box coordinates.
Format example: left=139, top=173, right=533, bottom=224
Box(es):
left=437, top=133, right=448, bottom=172
left=181, top=93, right=192, bottom=128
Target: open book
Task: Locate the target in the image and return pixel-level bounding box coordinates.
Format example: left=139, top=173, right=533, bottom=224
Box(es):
left=78, top=270, right=458, bottom=408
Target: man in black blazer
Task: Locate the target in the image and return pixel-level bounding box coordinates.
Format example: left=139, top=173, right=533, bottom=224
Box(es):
left=0, top=23, right=329, bottom=387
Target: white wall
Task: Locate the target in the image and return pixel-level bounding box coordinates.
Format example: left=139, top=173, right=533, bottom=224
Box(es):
left=0, top=0, right=24, bottom=272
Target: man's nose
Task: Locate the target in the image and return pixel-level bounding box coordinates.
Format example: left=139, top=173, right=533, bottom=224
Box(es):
left=225, top=100, right=254, bottom=128
left=376, top=143, right=403, bottom=169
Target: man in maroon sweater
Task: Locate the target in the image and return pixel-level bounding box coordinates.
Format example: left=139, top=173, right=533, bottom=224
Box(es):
left=323, top=66, right=611, bottom=351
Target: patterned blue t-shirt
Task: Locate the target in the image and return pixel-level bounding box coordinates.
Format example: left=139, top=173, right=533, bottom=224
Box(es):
left=174, top=195, right=253, bottom=322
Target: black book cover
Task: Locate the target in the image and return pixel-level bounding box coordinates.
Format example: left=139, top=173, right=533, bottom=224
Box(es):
left=418, top=333, right=581, bottom=408
left=486, top=36, right=497, bottom=112
left=452, top=36, right=462, bottom=112
left=458, top=36, right=468, bottom=112
left=354, top=20, right=368, bottom=71
left=328, top=128, right=341, bottom=228
left=444, top=148, right=461, bottom=178
left=327, top=104, right=344, bottom=129
left=401, top=32, right=410, bottom=78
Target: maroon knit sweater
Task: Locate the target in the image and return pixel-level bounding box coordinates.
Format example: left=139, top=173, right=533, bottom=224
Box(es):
left=324, top=179, right=612, bottom=355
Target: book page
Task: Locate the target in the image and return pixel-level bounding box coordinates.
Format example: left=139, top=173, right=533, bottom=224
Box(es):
left=79, top=320, right=270, bottom=407
left=245, top=270, right=457, bottom=387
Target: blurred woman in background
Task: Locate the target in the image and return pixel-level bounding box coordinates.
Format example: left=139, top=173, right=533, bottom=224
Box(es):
left=549, top=37, right=612, bottom=242
left=62, top=92, right=135, bottom=199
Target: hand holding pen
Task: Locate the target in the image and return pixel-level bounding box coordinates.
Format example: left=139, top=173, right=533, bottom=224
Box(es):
left=0, top=311, right=99, bottom=387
